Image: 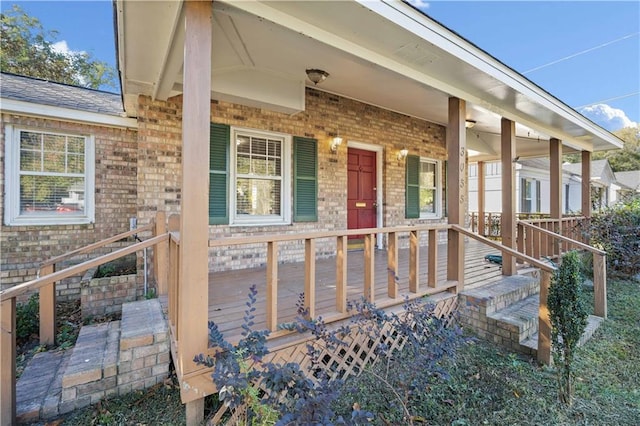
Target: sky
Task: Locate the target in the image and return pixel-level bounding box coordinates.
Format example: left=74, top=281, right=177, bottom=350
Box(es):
left=4, top=0, right=639, bottom=133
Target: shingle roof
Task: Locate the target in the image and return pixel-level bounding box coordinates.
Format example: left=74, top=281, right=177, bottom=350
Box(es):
left=614, top=171, right=640, bottom=190
left=0, top=72, right=124, bottom=117
left=562, top=159, right=609, bottom=178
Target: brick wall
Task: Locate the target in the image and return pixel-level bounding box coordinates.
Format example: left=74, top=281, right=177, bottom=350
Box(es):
left=136, top=88, right=447, bottom=272
left=0, top=115, right=138, bottom=298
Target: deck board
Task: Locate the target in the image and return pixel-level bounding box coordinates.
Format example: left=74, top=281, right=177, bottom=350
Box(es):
left=208, top=240, right=504, bottom=338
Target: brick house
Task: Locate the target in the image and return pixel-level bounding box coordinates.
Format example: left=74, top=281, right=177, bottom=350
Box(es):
left=1, top=1, right=624, bottom=423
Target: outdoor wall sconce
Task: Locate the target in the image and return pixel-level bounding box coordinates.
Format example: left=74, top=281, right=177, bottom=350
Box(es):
left=306, top=69, right=329, bottom=85
left=397, top=148, right=409, bottom=160
left=330, top=136, right=343, bottom=152
left=465, top=119, right=477, bottom=129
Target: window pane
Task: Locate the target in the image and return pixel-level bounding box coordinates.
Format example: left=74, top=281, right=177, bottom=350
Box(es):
left=20, top=150, right=41, bottom=172
left=20, top=131, right=41, bottom=151
left=236, top=178, right=281, bottom=216
left=420, top=188, right=436, bottom=214
left=67, top=153, right=85, bottom=174
left=20, top=175, right=85, bottom=216
left=252, top=137, right=267, bottom=156
left=236, top=135, right=251, bottom=154
left=237, top=155, right=251, bottom=174
left=420, top=162, right=435, bottom=188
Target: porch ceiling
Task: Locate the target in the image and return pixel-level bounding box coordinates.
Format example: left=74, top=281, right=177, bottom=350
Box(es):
left=115, top=0, right=623, bottom=159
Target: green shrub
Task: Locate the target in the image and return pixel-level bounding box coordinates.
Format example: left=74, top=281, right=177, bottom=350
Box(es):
left=16, top=293, right=39, bottom=344
left=548, top=250, right=589, bottom=405
left=589, top=196, right=640, bottom=278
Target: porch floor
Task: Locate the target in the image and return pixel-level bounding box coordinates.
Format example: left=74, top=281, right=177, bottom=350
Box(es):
left=208, top=239, right=505, bottom=339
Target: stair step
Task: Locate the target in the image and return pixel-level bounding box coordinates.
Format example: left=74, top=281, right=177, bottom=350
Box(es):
left=16, top=350, right=71, bottom=422
left=459, top=274, right=539, bottom=316
left=488, top=294, right=539, bottom=343
left=520, top=315, right=605, bottom=356
left=61, top=321, right=120, bottom=389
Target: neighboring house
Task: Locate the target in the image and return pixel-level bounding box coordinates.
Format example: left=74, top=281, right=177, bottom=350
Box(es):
left=614, top=170, right=640, bottom=201
left=469, top=158, right=623, bottom=215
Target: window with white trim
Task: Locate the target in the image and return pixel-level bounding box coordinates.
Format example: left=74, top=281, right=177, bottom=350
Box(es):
left=230, top=127, right=291, bottom=225
left=4, top=125, right=95, bottom=225
left=419, top=158, right=442, bottom=218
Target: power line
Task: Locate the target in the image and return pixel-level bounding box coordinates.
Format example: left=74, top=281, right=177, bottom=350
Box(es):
left=575, top=92, right=640, bottom=109
left=523, top=32, right=639, bottom=74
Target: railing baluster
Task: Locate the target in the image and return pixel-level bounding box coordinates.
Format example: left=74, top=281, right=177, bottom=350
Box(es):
left=387, top=232, right=398, bottom=299
left=428, top=229, right=437, bottom=288
left=304, top=239, right=316, bottom=318
left=336, top=236, right=348, bottom=313
left=1, top=298, right=16, bottom=425
left=538, top=270, right=552, bottom=365
left=364, top=234, right=375, bottom=302
left=266, top=241, right=278, bottom=331
left=409, top=230, right=419, bottom=293
left=154, top=211, right=168, bottom=295
left=593, top=253, right=607, bottom=318
left=38, top=264, right=56, bottom=346
left=516, top=223, right=524, bottom=264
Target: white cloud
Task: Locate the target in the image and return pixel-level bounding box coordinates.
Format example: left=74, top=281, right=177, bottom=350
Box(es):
left=406, top=0, right=430, bottom=9
left=579, top=104, right=638, bottom=132
left=51, top=40, right=86, bottom=57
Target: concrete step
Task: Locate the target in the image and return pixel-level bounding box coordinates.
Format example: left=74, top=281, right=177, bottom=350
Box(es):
left=16, top=350, right=71, bottom=423
left=59, top=321, right=121, bottom=414
left=487, top=293, right=539, bottom=346
left=459, top=273, right=540, bottom=317
left=521, top=315, right=604, bottom=357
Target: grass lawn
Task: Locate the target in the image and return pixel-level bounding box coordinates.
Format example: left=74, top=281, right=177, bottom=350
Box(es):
left=48, top=278, right=640, bottom=425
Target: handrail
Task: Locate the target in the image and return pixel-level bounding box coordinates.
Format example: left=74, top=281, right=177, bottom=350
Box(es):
left=208, top=224, right=450, bottom=247
left=517, top=220, right=603, bottom=255
left=0, top=234, right=169, bottom=302
left=41, top=223, right=155, bottom=267
left=452, top=225, right=555, bottom=273
left=521, top=216, right=586, bottom=225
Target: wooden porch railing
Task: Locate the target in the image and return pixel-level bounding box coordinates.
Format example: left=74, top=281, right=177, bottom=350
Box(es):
left=469, top=212, right=585, bottom=241
left=452, top=225, right=558, bottom=365
left=0, top=215, right=168, bottom=426
left=517, top=220, right=606, bottom=318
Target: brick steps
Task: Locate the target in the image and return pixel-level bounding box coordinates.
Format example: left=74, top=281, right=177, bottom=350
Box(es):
left=16, top=299, right=170, bottom=422
left=521, top=315, right=604, bottom=356
left=487, top=294, right=539, bottom=345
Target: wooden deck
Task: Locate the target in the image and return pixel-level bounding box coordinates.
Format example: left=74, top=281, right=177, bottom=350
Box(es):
left=208, top=239, right=504, bottom=339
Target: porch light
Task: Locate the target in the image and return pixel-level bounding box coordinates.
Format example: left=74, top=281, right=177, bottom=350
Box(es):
left=398, top=148, right=409, bottom=160
left=465, top=119, right=477, bottom=129
left=330, top=136, right=343, bottom=152
left=306, top=69, right=329, bottom=85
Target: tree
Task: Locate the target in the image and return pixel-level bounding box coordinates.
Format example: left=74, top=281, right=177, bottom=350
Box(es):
left=0, top=4, right=117, bottom=90
left=594, top=126, right=640, bottom=172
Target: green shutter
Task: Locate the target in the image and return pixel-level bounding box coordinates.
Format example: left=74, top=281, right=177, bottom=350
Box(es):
left=209, top=123, right=229, bottom=225
left=293, top=136, right=318, bottom=222
left=405, top=154, right=420, bottom=219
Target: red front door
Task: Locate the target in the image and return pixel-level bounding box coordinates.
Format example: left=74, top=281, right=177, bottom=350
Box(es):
left=347, top=148, right=377, bottom=239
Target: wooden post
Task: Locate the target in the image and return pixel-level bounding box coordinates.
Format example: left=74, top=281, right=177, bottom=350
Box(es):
left=39, top=264, right=56, bottom=346
left=364, top=233, right=375, bottom=302
left=501, top=118, right=516, bottom=275
left=477, top=161, right=486, bottom=236
left=428, top=229, right=438, bottom=288
left=266, top=241, right=278, bottom=331
left=516, top=223, right=524, bottom=264
left=154, top=211, right=168, bottom=295
left=168, top=215, right=180, bottom=328
left=581, top=151, right=591, bottom=219
left=180, top=2, right=211, bottom=420
left=550, top=138, right=562, bottom=258
left=387, top=232, right=398, bottom=299
left=537, top=270, right=552, bottom=365
left=336, top=236, right=348, bottom=313
left=304, top=239, right=316, bottom=318
left=593, top=254, right=607, bottom=318
left=446, top=97, right=466, bottom=291
left=1, top=299, right=16, bottom=426
left=409, top=230, right=419, bottom=293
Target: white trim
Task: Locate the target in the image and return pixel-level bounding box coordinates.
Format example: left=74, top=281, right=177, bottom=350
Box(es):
left=418, top=157, right=443, bottom=219
left=0, top=98, right=137, bottom=129
left=4, top=125, right=96, bottom=226
left=229, top=126, right=292, bottom=226
left=347, top=140, right=384, bottom=250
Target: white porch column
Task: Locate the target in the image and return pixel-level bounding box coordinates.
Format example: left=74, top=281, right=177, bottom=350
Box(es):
left=581, top=150, right=591, bottom=218
left=179, top=1, right=211, bottom=423
left=477, top=161, right=485, bottom=236
left=501, top=118, right=516, bottom=275
left=446, top=97, right=466, bottom=291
